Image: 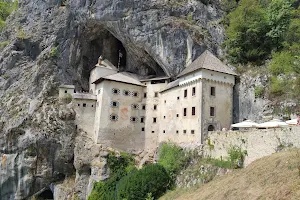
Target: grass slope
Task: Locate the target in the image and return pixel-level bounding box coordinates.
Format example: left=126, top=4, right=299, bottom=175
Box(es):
left=161, top=149, right=300, bottom=200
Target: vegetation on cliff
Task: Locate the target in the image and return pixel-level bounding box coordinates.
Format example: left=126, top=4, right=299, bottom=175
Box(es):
left=224, top=0, right=300, bottom=101
left=0, top=1, right=18, bottom=30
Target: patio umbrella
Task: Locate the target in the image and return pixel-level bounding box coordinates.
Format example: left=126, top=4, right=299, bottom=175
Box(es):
left=257, top=119, right=289, bottom=128
left=231, top=120, right=258, bottom=128
left=286, top=119, right=297, bottom=125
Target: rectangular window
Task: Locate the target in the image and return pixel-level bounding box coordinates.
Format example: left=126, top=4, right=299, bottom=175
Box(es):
left=177, top=96, right=180, bottom=100
left=211, top=87, right=216, bottom=96
left=144, top=93, right=147, bottom=98
left=65, top=90, right=67, bottom=93
left=176, top=130, right=179, bottom=134
left=184, top=89, right=187, bottom=98
left=130, top=117, right=137, bottom=122
left=191, top=130, right=195, bottom=134
left=164, top=116, right=166, bottom=119
left=154, top=92, right=158, bottom=97
left=142, top=105, right=146, bottom=110
left=210, top=107, right=215, bottom=117
left=141, top=117, right=144, bottom=123
left=192, top=87, right=196, bottom=96
left=164, top=100, right=166, bottom=103
left=132, top=92, right=139, bottom=97
left=153, top=117, right=157, bottom=123
left=142, top=127, right=145, bottom=131
left=152, top=131, right=155, bottom=133
left=154, top=105, right=157, bottom=110
left=176, top=114, right=179, bottom=117
left=163, top=130, right=165, bottom=133
left=183, top=108, right=187, bottom=116
left=183, top=130, right=187, bottom=134
left=192, top=107, right=196, bottom=116
left=83, top=103, right=86, bottom=107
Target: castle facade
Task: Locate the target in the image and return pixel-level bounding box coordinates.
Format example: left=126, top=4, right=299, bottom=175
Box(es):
left=59, top=50, right=236, bottom=151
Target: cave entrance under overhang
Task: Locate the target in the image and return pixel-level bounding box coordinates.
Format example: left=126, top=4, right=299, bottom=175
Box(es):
left=80, top=25, right=166, bottom=82
left=36, top=189, right=53, bottom=200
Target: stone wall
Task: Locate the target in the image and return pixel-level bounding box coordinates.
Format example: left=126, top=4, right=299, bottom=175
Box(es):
left=204, top=127, right=300, bottom=166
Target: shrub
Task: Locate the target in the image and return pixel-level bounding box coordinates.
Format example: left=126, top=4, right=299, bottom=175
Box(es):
left=116, top=164, right=171, bottom=200
left=0, top=1, right=18, bottom=30
left=254, top=86, right=264, bottom=98
left=50, top=46, right=58, bottom=58
left=228, top=145, right=248, bottom=168
left=158, top=142, right=189, bottom=181
left=206, top=158, right=233, bottom=169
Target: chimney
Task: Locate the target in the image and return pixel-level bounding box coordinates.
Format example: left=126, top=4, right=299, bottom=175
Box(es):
left=98, top=55, right=103, bottom=65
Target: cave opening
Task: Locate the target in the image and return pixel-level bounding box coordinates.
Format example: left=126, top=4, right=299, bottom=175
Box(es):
left=79, top=26, right=166, bottom=89
left=37, top=189, right=53, bottom=200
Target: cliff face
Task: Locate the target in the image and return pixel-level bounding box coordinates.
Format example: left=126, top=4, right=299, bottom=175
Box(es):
left=0, top=0, right=226, bottom=199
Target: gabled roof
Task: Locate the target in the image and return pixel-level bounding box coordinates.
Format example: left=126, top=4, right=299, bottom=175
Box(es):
left=93, top=72, right=145, bottom=87
left=160, top=79, right=179, bottom=93
left=90, top=59, right=118, bottom=71
left=177, top=50, right=237, bottom=78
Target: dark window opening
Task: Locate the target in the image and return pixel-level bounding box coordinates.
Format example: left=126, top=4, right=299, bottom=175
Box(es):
left=132, top=104, right=139, bottom=110
left=78, top=104, right=80, bottom=106
left=38, top=189, right=53, bottom=200
left=111, top=101, right=119, bottom=107
left=164, top=116, right=166, bottom=119
left=154, top=105, right=157, bottom=110
left=152, top=131, right=155, bottom=133
left=112, top=88, right=119, bottom=94
left=74, top=89, right=76, bottom=93
left=110, top=115, right=118, bottom=121
left=131, top=117, right=137, bottom=122
left=153, top=117, right=157, bottom=123
left=211, top=87, right=216, bottom=96
left=83, top=103, right=87, bottom=107
left=177, top=114, right=179, bottom=117
left=164, top=100, right=166, bottom=103
left=132, top=91, right=139, bottom=97
left=191, top=130, right=195, bottom=134
left=184, top=89, right=187, bottom=98
left=208, top=125, right=215, bottom=131
left=176, top=130, right=179, bottom=134
left=144, top=93, right=147, bottom=98
left=142, top=105, right=146, bottom=110
left=123, top=90, right=130, bottom=96
left=142, top=127, right=145, bottom=131
left=210, top=107, right=215, bottom=117
left=177, top=96, right=180, bottom=100
left=192, top=107, right=196, bottom=116
left=141, top=117, right=144, bottom=123
left=92, top=105, right=94, bottom=107
left=183, top=108, right=187, bottom=116
left=183, top=130, right=187, bottom=134
left=163, top=130, right=165, bottom=133
left=192, top=87, right=196, bottom=96
left=65, top=90, right=67, bottom=93
left=154, top=92, right=158, bottom=97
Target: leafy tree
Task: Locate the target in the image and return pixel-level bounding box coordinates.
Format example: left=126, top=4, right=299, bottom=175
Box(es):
left=116, top=164, right=171, bottom=200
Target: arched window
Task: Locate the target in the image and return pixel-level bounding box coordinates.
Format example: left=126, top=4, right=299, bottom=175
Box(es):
left=208, top=125, right=215, bottom=131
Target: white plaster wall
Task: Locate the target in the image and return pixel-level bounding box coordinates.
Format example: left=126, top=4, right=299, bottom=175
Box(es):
left=159, top=81, right=202, bottom=145
left=204, top=127, right=300, bottom=166
left=143, top=81, right=168, bottom=150
left=95, top=80, right=146, bottom=151
left=89, top=67, right=117, bottom=93
left=59, top=88, right=74, bottom=98
left=201, top=79, right=234, bottom=133
left=72, top=99, right=96, bottom=138
left=179, top=69, right=235, bottom=86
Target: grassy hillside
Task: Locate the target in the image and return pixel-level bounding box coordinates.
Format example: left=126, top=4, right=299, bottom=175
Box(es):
left=161, top=149, right=300, bottom=200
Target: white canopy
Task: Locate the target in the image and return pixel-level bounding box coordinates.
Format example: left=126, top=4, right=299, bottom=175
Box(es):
left=286, top=119, right=297, bottom=125
left=231, top=120, right=258, bottom=128
left=257, top=119, right=289, bottom=128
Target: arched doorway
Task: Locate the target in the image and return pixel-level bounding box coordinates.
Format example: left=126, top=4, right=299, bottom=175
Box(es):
left=208, top=125, right=215, bottom=131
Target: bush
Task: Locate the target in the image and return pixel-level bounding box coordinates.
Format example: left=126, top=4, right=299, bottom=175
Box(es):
left=254, top=86, right=264, bottom=98
left=50, top=46, right=58, bottom=57
left=158, top=142, right=189, bottom=181
left=116, top=164, right=171, bottom=200
left=228, top=145, right=248, bottom=168
left=0, top=1, right=18, bottom=30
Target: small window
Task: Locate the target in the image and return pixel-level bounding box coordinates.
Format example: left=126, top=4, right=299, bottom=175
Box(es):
left=130, top=117, right=138, bottom=122
left=191, top=130, right=195, bottom=134
left=184, top=89, right=187, bottom=98
left=176, top=130, right=179, bottom=134
left=164, top=100, right=166, bottom=103
left=154, top=92, right=158, bottom=97
left=123, top=90, right=130, bottom=96
left=163, top=130, right=165, bottom=133
left=83, top=103, right=87, bottom=107
left=177, top=97, right=180, bottom=100
left=176, top=114, right=179, bottom=118
left=144, top=93, right=147, bottom=98
left=153, top=117, right=157, bottom=123
left=142, top=105, right=146, bottom=110
left=92, top=105, right=94, bottom=107
left=131, top=104, right=139, bottom=110
left=132, top=91, right=139, bottom=97
left=154, top=105, right=157, bottom=110
left=142, top=127, right=145, bottom=131
left=74, top=89, right=76, bottom=93
left=210, top=107, right=215, bottom=117
left=183, top=108, right=187, bottom=116
left=141, top=117, right=144, bottom=123
left=211, top=87, right=215, bottom=96
left=192, top=107, right=196, bottom=116
left=164, top=116, right=166, bottom=119
left=78, top=104, right=80, bottom=106
left=65, top=90, right=67, bottom=94
left=98, top=89, right=101, bottom=94
left=183, top=130, right=187, bottom=134
left=110, top=114, right=118, bottom=121
left=192, top=87, right=196, bottom=96
left=152, top=131, right=155, bottom=133
left=208, top=125, right=215, bottom=131
left=111, top=101, right=119, bottom=108
left=112, top=88, right=120, bottom=94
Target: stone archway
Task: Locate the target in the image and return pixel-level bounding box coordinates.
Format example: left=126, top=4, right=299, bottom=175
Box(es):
left=208, top=125, right=215, bottom=131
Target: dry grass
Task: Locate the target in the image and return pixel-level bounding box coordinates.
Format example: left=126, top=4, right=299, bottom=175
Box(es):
left=161, top=149, right=300, bottom=200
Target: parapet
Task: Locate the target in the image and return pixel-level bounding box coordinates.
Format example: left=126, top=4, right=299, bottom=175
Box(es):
left=59, top=85, right=75, bottom=89
left=72, top=93, right=97, bottom=100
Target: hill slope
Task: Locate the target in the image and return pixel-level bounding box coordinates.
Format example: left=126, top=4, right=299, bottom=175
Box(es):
left=161, top=149, right=300, bottom=200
